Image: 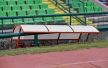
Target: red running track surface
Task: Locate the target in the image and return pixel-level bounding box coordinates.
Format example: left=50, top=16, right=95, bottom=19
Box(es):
left=0, top=48, right=108, bottom=68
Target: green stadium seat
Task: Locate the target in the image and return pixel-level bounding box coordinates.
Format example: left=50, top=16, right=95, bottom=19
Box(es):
left=79, top=3, right=83, bottom=7
left=17, top=0, right=25, bottom=5
left=3, top=19, right=13, bottom=25
left=17, top=11, right=26, bottom=16
left=37, top=9, right=46, bottom=15
left=34, top=0, right=42, bottom=4
left=65, top=0, right=72, bottom=5
left=40, top=4, right=48, bottom=9
left=0, top=1, right=7, bottom=6
left=7, top=11, right=17, bottom=16
left=44, top=17, right=54, bottom=22
left=0, top=7, right=2, bottom=11
left=24, top=18, right=34, bottom=24
left=84, top=2, right=94, bottom=6
left=3, top=6, right=12, bottom=11
left=64, top=0, right=102, bottom=13
left=0, top=20, right=2, bottom=23
left=27, top=10, right=36, bottom=16
left=21, top=5, right=30, bottom=11
left=26, top=0, right=34, bottom=5
left=94, top=6, right=102, bottom=12
left=71, top=2, right=80, bottom=9
left=77, top=7, right=85, bottom=13
left=0, top=0, right=4, bottom=2
left=0, top=0, right=65, bottom=25
left=12, top=5, right=21, bottom=11
left=66, top=0, right=80, bottom=5
left=54, top=17, right=64, bottom=22
left=8, top=1, right=16, bottom=6
left=47, top=9, right=55, bottom=14
left=0, top=11, right=7, bottom=16
left=31, top=4, right=40, bottom=10
left=85, top=6, right=94, bottom=13
left=82, top=0, right=90, bottom=2
left=45, top=9, right=55, bottom=22
left=33, top=18, right=44, bottom=23
left=13, top=19, right=24, bottom=24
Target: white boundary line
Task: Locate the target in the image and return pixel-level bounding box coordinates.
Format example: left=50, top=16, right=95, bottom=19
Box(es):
left=54, top=59, right=108, bottom=67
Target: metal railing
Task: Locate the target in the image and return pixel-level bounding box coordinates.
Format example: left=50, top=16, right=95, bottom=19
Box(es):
left=50, top=0, right=87, bottom=25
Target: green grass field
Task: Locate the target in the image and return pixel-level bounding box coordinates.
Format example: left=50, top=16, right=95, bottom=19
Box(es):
left=0, top=40, right=108, bottom=57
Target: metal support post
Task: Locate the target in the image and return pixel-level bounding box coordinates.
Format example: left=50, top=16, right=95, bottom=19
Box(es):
left=34, top=34, right=39, bottom=46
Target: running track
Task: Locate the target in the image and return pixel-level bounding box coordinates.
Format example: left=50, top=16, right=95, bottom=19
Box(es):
left=0, top=48, right=108, bottom=68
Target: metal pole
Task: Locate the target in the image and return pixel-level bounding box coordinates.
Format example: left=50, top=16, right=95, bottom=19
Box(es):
left=84, top=16, right=87, bottom=25
left=78, top=33, right=82, bottom=42
left=86, top=33, right=90, bottom=42
left=69, top=4, right=72, bottom=25
left=57, top=33, right=61, bottom=44
left=16, top=28, right=21, bottom=48
left=70, top=16, right=72, bottom=25
left=34, top=34, right=38, bottom=46
left=55, top=0, right=57, bottom=5
left=2, top=19, right=3, bottom=34
left=81, top=0, right=87, bottom=25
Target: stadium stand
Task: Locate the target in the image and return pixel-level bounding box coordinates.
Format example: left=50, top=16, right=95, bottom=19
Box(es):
left=63, top=0, right=103, bottom=13
left=60, top=0, right=108, bottom=30
left=0, top=0, right=108, bottom=49
left=0, top=0, right=65, bottom=26
left=0, top=0, right=101, bottom=27
left=0, top=0, right=108, bottom=29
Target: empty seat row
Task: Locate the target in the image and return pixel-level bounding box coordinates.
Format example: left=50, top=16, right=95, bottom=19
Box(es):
left=0, top=0, right=65, bottom=25
left=78, top=6, right=102, bottom=13
left=64, top=0, right=103, bottom=13
left=0, top=9, right=55, bottom=17
left=0, top=16, right=64, bottom=25
left=0, top=4, right=48, bottom=11
left=0, top=0, right=42, bottom=6
left=70, top=2, right=95, bottom=9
